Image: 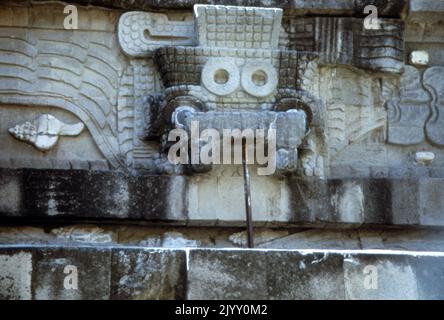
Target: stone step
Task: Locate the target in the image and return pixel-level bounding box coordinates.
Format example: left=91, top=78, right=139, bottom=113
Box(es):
left=0, top=245, right=443, bottom=300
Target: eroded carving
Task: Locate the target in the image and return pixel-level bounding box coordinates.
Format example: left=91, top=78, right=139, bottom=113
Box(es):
left=0, top=17, right=125, bottom=168
left=387, top=66, right=429, bottom=145
left=387, top=66, right=444, bottom=147
left=424, top=66, right=444, bottom=146
left=283, top=17, right=405, bottom=73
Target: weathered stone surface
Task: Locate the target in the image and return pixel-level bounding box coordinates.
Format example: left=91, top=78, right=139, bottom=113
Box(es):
left=111, top=248, right=186, bottom=299
left=387, top=66, right=430, bottom=146
left=1, top=168, right=444, bottom=227
left=0, top=246, right=187, bottom=300
left=32, top=246, right=112, bottom=300
left=414, top=255, right=444, bottom=300
left=0, top=250, right=32, bottom=299
left=287, top=178, right=422, bottom=227
left=284, top=17, right=405, bottom=73
left=424, top=67, right=444, bottom=146
left=0, top=246, right=444, bottom=300
left=409, top=0, right=444, bottom=18
left=267, top=251, right=345, bottom=299
left=0, top=169, right=186, bottom=222
left=186, top=249, right=444, bottom=300
left=344, top=253, right=419, bottom=299
left=187, top=249, right=269, bottom=299
left=418, top=179, right=444, bottom=227
left=118, top=11, right=195, bottom=57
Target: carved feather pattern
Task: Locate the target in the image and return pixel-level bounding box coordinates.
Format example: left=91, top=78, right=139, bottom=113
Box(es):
left=0, top=27, right=127, bottom=168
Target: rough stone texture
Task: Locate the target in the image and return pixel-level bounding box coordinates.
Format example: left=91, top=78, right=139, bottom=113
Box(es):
left=187, top=249, right=269, bottom=299
left=409, top=0, right=444, bottom=18
left=0, top=246, right=444, bottom=300
left=343, top=253, right=419, bottom=299
left=4, top=226, right=444, bottom=253
left=32, top=247, right=112, bottom=300
left=111, top=248, right=186, bottom=299
left=0, top=169, right=186, bottom=221
left=0, top=250, right=33, bottom=299
left=414, top=255, right=444, bottom=300
left=186, top=249, right=444, bottom=300
left=0, top=246, right=187, bottom=300
left=2, top=168, right=444, bottom=227
left=266, top=251, right=345, bottom=299
left=288, top=178, right=429, bottom=227
left=284, top=17, right=405, bottom=73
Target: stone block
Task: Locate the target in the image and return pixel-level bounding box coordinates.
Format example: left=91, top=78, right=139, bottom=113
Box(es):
left=187, top=249, right=345, bottom=300
left=266, top=251, right=345, bottom=299
left=0, top=169, right=187, bottom=222
left=344, top=253, right=419, bottom=299
left=287, top=177, right=331, bottom=224
left=361, top=179, right=393, bottom=224
left=0, top=249, right=33, bottom=299
left=410, top=51, right=429, bottom=66
left=110, top=248, right=186, bottom=300
left=32, top=247, right=112, bottom=300
left=389, top=179, right=421, bottom=225
left=187, top=249, right=269, bottom=300
left=414, top=255, right=444, bottom=300
left=419, top=179, right=444, bottom=226
left=0, top=172, right=21, bottom=215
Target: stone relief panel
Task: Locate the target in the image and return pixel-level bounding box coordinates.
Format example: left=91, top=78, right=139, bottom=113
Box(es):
left=125, top=5, right=323, bottom=175
left=3, top=1, right=444, bottom=181
left=115, top=4, right=410, bottom=177
left=0, top=2, right=136, bottom=170
left=424, top=67, right=444, bottom=146
left=387, top=65, right=429, bottom=145
left=323, top=67, right=388, bottom=158
left=387, top=66, right=444, bottom=148
left=282, top=17, right=405, bottom=73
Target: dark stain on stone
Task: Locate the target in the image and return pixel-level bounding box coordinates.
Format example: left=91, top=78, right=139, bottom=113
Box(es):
left=0, top=169, right=186, bottom=222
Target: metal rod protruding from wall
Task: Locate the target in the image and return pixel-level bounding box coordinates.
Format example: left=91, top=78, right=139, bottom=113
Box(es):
left=242, top=141, right=254, bottom=248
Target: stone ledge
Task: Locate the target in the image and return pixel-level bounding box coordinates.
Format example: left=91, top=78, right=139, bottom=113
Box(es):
left=0, top=168, right=186, bottom=222
left=0, top=246, right=443, bottom=299
left=409, top=0, right=444, bottom=16
left=28, top=0, right=407, bottom=17
left=1, top=169, right=444, bottom=228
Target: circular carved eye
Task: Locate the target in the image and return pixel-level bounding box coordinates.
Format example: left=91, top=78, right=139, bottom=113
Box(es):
left=214, top=69, right=229, bottom=84
left=241, top=62, right=278, bottom=97
left=201, top=58, right=240, bottom=96
left=251, top=70, right=268, bottom=86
